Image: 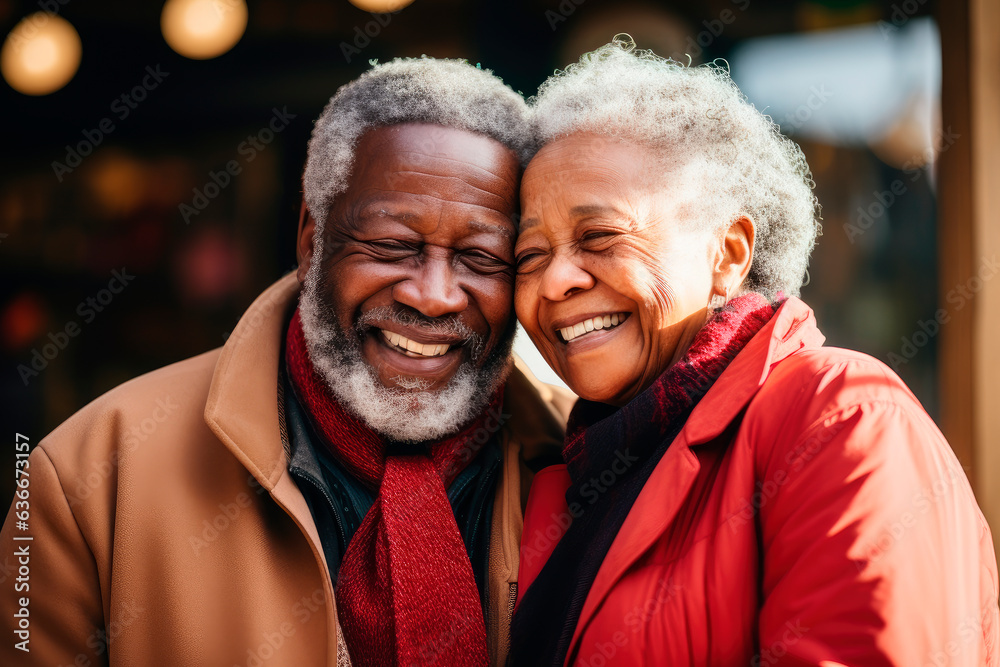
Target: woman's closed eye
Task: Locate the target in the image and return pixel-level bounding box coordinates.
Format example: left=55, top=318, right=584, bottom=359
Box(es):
left=578, top=229, right=622, bottom=250
left=515, top=248, right=548, bottom=274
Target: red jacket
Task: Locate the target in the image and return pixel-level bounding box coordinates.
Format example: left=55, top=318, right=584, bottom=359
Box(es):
left=517, top=297, right=999, bottom=666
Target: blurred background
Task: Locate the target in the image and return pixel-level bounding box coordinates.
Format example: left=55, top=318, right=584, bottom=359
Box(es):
left=1, top=0, right=995, bottom=523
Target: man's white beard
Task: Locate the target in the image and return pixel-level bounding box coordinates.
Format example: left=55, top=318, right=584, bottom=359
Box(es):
left=297, top=247, right=514, bottom=443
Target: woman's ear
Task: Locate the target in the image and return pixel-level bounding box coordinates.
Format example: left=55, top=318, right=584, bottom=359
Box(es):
left=296, top=200, right=317, bottom=284
left=711, top=214, right=755, bottom=297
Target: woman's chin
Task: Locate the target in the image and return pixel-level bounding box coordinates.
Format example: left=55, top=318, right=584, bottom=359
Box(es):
left=562, top=368, right=640, bottom=406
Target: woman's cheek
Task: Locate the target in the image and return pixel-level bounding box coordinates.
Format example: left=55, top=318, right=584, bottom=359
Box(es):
left=598, top=246, right=678, bottom=326
left=513, top=275, right=538, bottom=325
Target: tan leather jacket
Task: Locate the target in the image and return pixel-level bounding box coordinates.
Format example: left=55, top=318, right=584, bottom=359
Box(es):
left=0, top=273, right=573, bottom=666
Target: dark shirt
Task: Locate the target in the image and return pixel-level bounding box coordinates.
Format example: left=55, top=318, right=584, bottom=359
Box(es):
left=282, top=373, right=501, bottom=604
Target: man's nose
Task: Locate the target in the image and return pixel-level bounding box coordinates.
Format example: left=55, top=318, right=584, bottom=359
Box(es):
left=392, top=255, right=469, bottom=318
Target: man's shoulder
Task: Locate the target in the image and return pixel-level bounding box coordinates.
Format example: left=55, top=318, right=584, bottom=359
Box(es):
left=503, top=359, right=574, bottom=468
left=38, top=348, right=224, bottom=461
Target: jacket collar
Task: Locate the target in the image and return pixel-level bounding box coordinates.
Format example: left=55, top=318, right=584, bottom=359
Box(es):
left=203, top=272, right=344, bottom=663
left=566, top=296, right=825, bottom=664
left=685, top=296, right=826, bottom=446
left=204, top=271, right=301, bottom=489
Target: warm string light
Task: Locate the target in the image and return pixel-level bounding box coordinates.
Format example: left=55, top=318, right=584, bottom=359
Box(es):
left=348, top=0, right=416, bottom=13
left=1, top=13, right=82, bottom=96
left=161, top=0, right=248, bottom=60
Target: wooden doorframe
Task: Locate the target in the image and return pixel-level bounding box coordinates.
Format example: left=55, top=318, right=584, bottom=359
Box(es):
left=937, top=0, right=1000, bottom=552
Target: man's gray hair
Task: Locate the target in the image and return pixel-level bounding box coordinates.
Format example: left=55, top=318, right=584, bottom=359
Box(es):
left=302, top=56, right=532, bottom=229
left=529, top=37, right=822, bottom=298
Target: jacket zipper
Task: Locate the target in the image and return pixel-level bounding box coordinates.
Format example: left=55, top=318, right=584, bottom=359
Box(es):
left=293, top=467, right=349, bottom=553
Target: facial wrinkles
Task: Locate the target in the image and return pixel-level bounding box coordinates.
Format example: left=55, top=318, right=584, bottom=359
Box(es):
left=581, top=216, right=676, bottom=393
left=629, top=215, right=681, bottom=324
left=299, top=265, right=513, bottom=443
left=323, top=205, right=512, bottom=356
left=358, top=140, right=518, bottom=213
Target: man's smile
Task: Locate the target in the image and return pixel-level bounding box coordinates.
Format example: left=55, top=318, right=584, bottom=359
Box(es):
left=360, top=324, right=470, bottom=388
left=379, top=328, right=461, bottom=358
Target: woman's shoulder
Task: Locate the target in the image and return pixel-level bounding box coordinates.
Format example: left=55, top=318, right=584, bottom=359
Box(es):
left=741, top=344, right=944, bottom=462
left=758, top=344, right=923, bottom=418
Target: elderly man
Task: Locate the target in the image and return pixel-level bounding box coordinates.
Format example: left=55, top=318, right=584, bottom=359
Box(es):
left=0, top=58, right=571, bottom=667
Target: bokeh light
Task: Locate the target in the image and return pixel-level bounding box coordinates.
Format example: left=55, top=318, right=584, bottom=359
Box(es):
left=161, top=0, right=249, bottom=60
left=348, top=0, right=416, bottom=14
left=1, top=13, right=82, bottom=96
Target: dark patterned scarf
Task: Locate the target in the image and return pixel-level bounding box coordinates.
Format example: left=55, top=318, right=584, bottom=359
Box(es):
left=510, top=293, right=781, bottom=666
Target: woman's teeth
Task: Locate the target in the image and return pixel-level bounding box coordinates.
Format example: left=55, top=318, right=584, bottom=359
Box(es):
left=559, top=313, right=629, bottom=342
left=381, top=330, right=452, bottom=357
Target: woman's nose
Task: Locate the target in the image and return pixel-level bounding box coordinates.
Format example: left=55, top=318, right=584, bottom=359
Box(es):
left=537, top=252, right=595, bottom=301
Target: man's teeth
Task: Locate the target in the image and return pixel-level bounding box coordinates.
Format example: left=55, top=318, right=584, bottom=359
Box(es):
left=380, top=330, right=452, bottom=357
left=559, top=313, right=628, bottom=342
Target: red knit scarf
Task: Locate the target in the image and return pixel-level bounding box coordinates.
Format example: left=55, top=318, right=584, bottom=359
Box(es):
left=285, top=310, right=494, bottom=667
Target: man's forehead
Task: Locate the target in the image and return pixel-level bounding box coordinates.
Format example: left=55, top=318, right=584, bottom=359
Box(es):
left=349, top=198, right=517, bottom=240
left=332, top=123, right=521, bottom=227
left=357, top=122, right=518, bottom=172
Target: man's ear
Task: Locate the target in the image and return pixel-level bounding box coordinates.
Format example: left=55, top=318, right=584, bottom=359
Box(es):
left=296, top=200, right=317, bottom=284
left=711, top=214, right=755, bottom=297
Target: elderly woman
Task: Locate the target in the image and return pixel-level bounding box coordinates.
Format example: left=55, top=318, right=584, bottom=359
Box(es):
left=509, top=39, right=999, bottom=666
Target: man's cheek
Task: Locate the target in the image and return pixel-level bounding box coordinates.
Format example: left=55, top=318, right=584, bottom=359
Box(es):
left=479, top=286, right=515, bottom=332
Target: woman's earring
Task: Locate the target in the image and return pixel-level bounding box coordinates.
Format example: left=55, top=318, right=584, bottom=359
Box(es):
left=709, top=286, right=730, bottom=313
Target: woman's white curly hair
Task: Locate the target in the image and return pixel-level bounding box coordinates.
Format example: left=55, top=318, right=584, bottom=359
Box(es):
left=529, top=36, right=822, bottom=297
